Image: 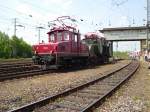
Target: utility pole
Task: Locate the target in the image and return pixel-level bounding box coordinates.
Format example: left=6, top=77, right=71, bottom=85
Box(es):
left=108, top=19, right=111, bottom=26
left=36, top=26, right=45, bottom=43
left=13, top=18, right=25, bottom=36
left=116, top=41, right=118, bottom=59
left=14, top=18, right=17, bottom=36
left=116, top=41, right=118, bottom=52
left=147, top=0, right=150, bottom=50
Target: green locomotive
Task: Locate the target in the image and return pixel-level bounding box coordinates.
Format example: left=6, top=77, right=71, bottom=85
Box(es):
left=82, top=32, right=113, bottom=64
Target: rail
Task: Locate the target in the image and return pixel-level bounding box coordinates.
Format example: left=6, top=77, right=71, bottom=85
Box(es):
left=8, top=60, right=139, bottom=112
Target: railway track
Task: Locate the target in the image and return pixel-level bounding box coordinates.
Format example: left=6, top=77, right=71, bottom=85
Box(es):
left=9, top=60, right=139, bottom=112
left=0, top=61, right=32, bottom=68
left=0, top=61, right=47, bottom=81
left=0, top=58, right=122, bottom=81
left=0, top=61, right=54, bottom=81
left=0, top=61, right=89, bottom=81
left=0, top=58, right=31, bottom=64
left=0, top=63, right=34, bottom=72
left=0, top=69, right=53, bottom=81
left=0, top=59, right=33, bottom=74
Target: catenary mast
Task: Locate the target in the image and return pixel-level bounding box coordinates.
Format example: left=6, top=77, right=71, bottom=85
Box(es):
left=147, top=0, right=150, bottom=49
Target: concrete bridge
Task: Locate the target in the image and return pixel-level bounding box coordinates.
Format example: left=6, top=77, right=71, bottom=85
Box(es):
left=99, top=26, right=150, bottom=51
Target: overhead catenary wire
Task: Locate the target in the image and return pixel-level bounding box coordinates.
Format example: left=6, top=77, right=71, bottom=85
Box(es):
left=0, top=0, right=145, bottom=45
left=0, top=3, right=49, bottom=26
left=0, top=4, right=30, bottom=17
left=0, top=1, right=111, bottom=33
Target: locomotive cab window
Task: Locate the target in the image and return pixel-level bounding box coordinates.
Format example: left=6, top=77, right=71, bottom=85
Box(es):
left=72, top=33, right=78, bottom=42
left=75, top=34, right=78, bottom=42
left=64, top=32, right=69, bottom=41
left=49, top=33, right=55, bottom=42
left=57, top=32, right=63, bottom=41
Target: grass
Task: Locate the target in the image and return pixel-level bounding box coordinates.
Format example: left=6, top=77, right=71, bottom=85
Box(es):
left=113, top=51, right=129, bottom=59
left=133, top=96, right=142, bottom=101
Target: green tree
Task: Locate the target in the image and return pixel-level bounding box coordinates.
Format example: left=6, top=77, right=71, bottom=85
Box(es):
left=0, top=32, right=11, bottom=58
left=10, top=36, right=32, bottom=58
left=0, top=31, right=32, bottom=58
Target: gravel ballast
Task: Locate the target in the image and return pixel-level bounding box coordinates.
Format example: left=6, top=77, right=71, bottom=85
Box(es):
left=0, top=60, right=129, bottom=112
left=95, top=61, right=150, bottom=112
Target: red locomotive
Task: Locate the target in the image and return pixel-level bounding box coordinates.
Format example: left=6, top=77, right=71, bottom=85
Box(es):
left=32, top=16, right=89, bottom=69
left=32, top=16, right=112, bottom=69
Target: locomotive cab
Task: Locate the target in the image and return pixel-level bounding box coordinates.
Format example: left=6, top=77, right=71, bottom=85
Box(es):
left=48, top=30, right=70, bottom=43
left=47, top=28, right=81, bottom=55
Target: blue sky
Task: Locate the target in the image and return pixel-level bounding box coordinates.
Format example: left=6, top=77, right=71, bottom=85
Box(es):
left=0, top=0, right=147, bottom=51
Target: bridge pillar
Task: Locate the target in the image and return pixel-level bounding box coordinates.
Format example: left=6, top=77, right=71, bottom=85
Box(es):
left=140, top=40, right=147, bottom=51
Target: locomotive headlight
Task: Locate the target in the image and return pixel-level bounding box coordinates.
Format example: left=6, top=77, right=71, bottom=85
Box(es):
left=54, top=46, right=58, bottom=51
left=34, top=51, right=38, bottom=54
left=50, top=50, right=54, bottom=54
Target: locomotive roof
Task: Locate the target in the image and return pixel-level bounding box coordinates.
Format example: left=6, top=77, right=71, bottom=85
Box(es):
left=84, top=32, right=105, bottom=39
left=47, top=26, right=78, bottom=34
